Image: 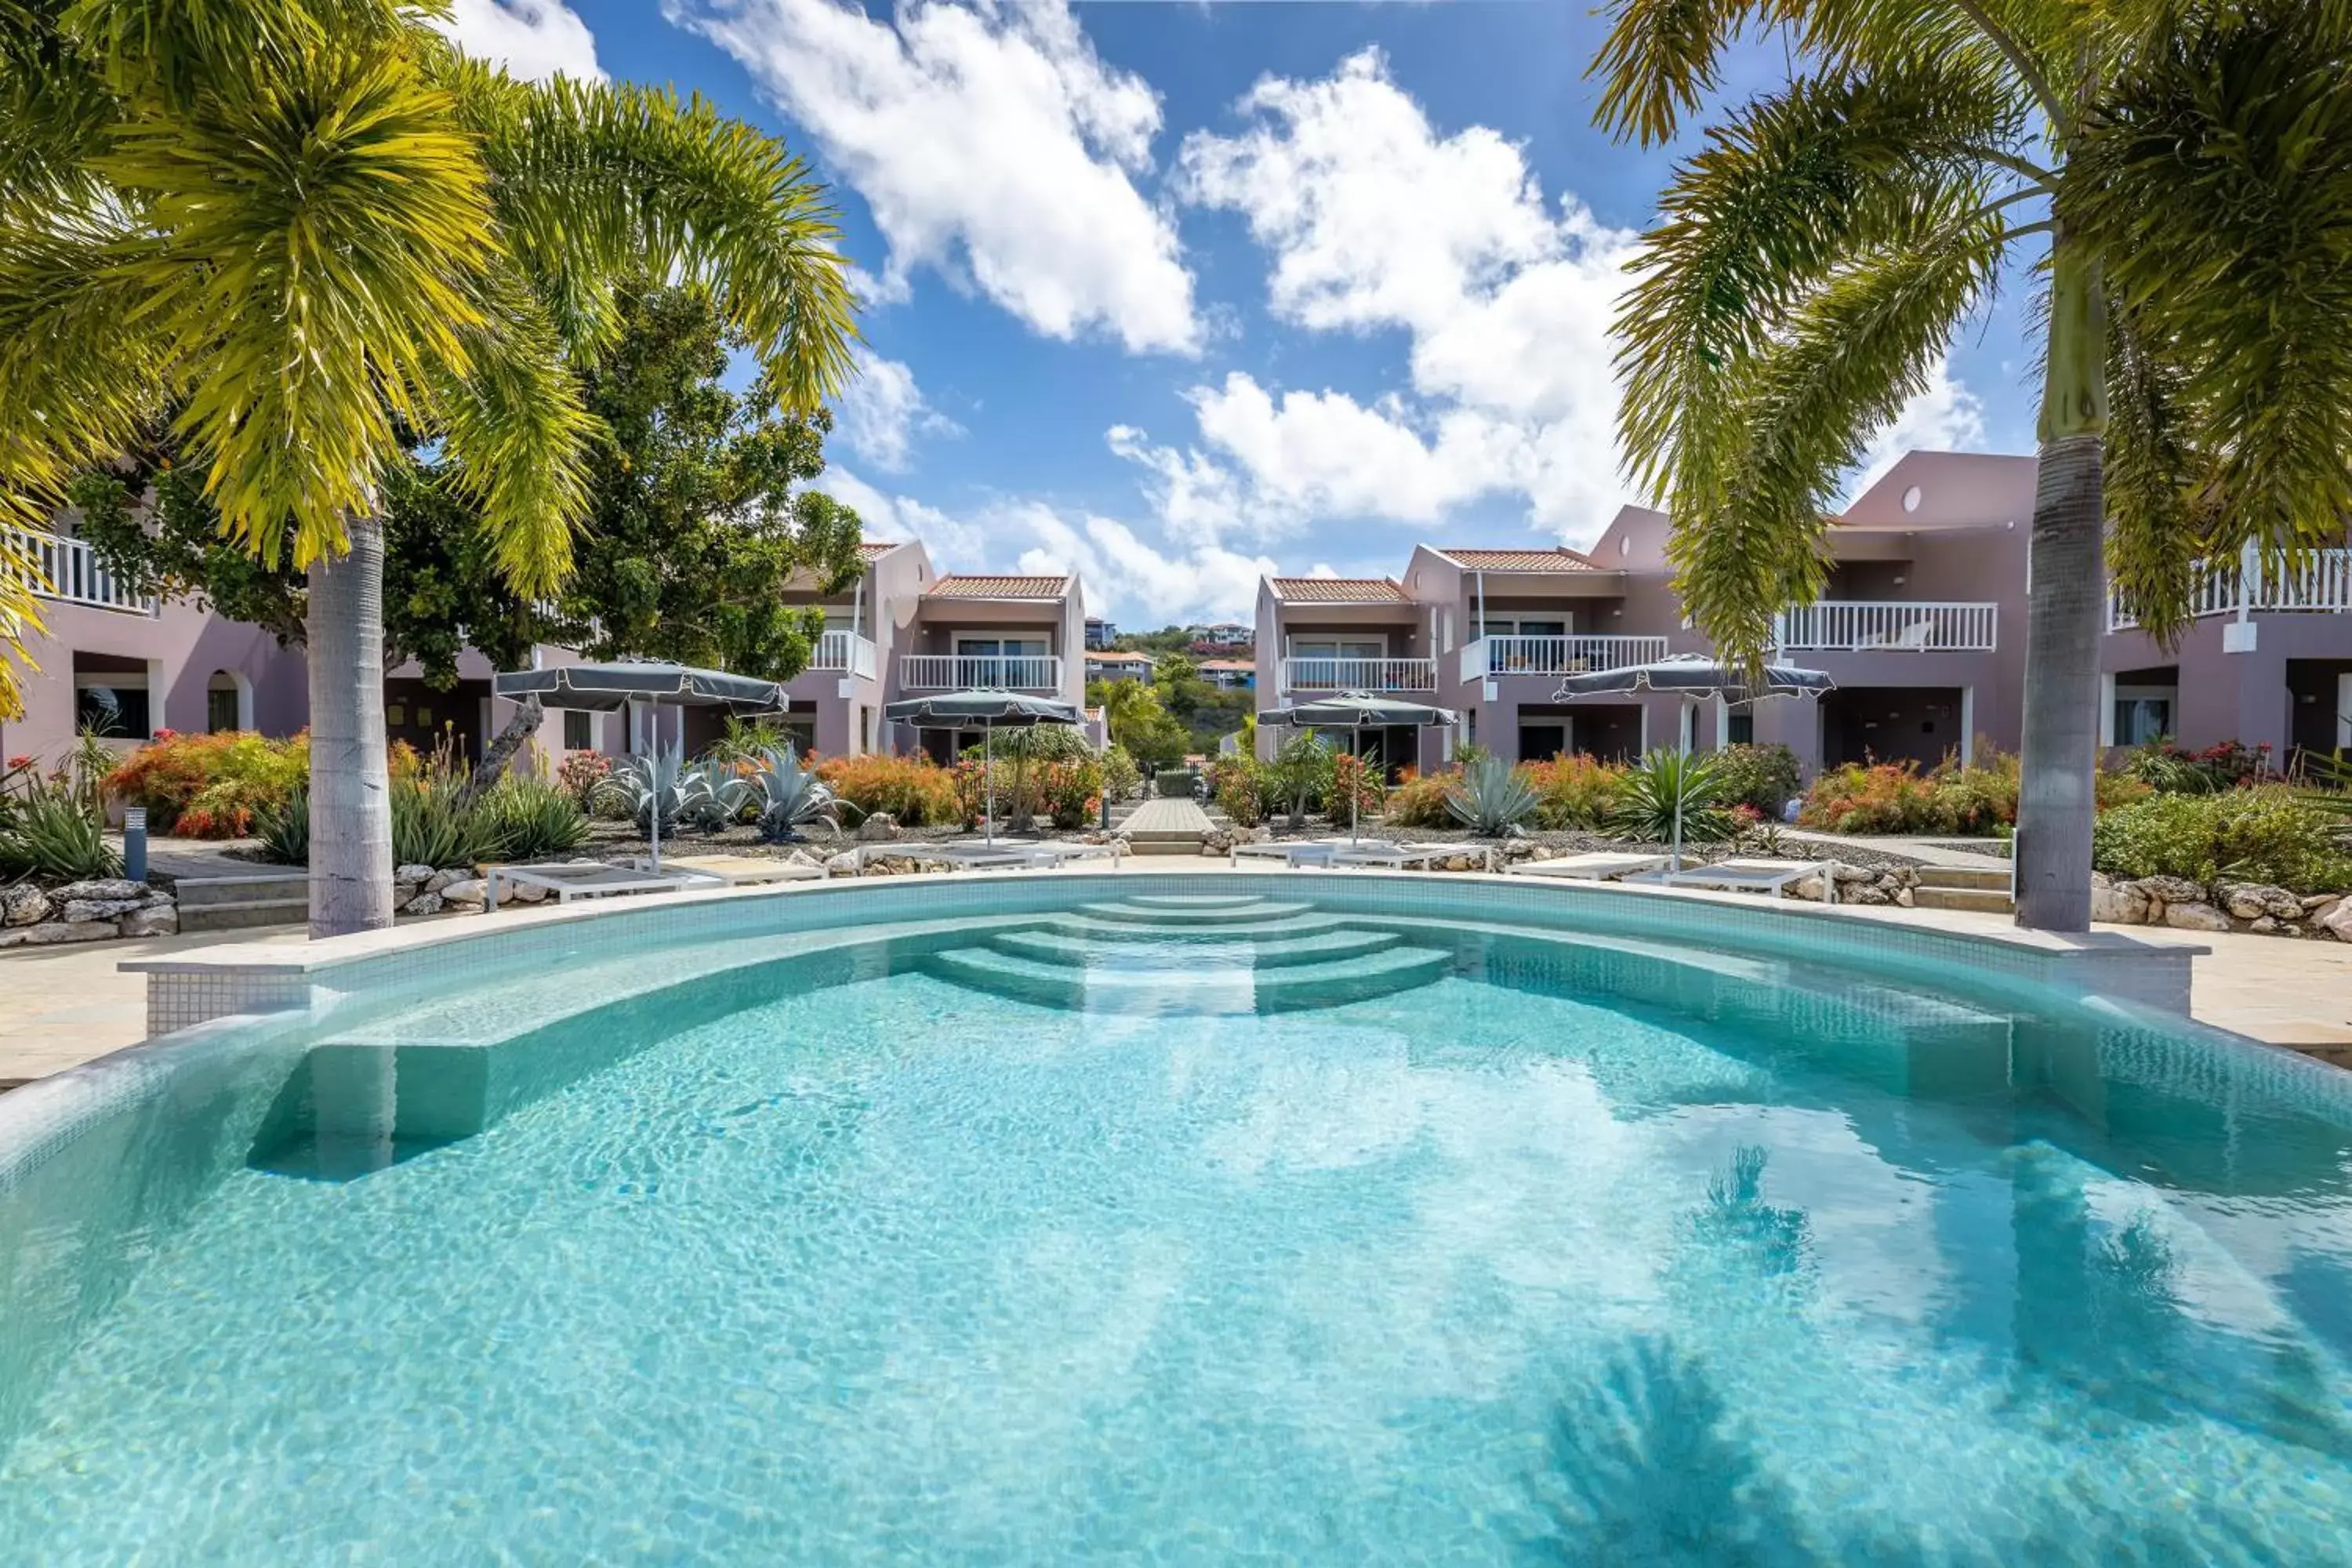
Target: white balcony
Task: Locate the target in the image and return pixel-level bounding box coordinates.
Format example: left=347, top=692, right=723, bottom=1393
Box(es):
left=898, top=653, right=1062, bottom=691
left=1279, top=656, right=1437, bottom=692
left=810, top=629, right=879, bottom=679
left=2108, top=547, right=2352, bottom=630
left=5, top=526, right=158, bottom=616
left=1461, top=634, right=1668, bottom=682
left=1773, top=601, right=1997, bottom=652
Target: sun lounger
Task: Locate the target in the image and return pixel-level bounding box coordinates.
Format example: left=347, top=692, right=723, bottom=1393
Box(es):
left=1331, top=841, right=1488, bottom=873
left=1650, top=858, right=1832, bottom=902
left=1504, top=851, right=1671, bottom=881
left=850, top=841, right=1057, bottom=873
left=1024, top=840, right=1129, bottom=867
left=1230, top=839, right=1347, bottom=868
left=626, top=853, right=824, bottom=887
left=485, top=861, right=695, bottom=910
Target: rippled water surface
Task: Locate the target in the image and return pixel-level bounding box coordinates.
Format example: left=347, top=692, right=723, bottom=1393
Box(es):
left=4, top=895, right=2351, bottom=1563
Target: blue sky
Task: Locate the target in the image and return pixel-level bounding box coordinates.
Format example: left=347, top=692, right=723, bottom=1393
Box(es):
left=441, top=0, right=2037, bottom=625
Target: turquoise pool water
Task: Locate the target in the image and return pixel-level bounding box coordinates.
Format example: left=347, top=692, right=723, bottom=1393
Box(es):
left=3, top=891, right=2351, bottom=1562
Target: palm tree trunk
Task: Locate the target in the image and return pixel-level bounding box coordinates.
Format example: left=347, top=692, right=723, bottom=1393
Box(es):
left=306, top=515, right=395, bottom=936
left=2014, top=242, right=2108, bottom=932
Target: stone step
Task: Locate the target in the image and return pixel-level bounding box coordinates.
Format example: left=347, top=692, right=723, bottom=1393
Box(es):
left=922, top=942, right=1450, bottom=1015
left=172, top=870, right=308, bottom=908
left=992, top=924, right=1403, bottom=971
left=1126, top=839, right=1209, bottom=857
left=1914, top=866, right=2012, bottom=891
left=1040, top=911, right=1360, bottom=944
left=179, top=896, right=308, bottom=932
left=1912, top=885, right=2016, bottom=915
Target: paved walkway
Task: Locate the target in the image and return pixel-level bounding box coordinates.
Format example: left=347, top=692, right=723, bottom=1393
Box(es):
left=1121, top=797, right=1214, bottom=833
left=1780, top=829, right=2015, bottom=870
left=3, top=867, right=2347, bottom=1089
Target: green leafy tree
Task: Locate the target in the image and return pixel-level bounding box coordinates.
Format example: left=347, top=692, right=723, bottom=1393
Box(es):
left=1591, top=0, right=2352, bottom=929
left=0, top=2, right=858, bottom=934
left=1089, top=677, right=1189, bottom=770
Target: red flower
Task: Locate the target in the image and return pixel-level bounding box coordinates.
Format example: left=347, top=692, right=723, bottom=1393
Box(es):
left=5, top=753, right=31, bottom=771
left=151, top=728, right=178, bottom=742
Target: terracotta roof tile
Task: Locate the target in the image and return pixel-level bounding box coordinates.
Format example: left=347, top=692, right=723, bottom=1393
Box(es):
left=1197, top=659, right=1256, bottom=671
left=1269, top=576, right=1407, bottom=603
left=927, top=573, right=1069, bottom=599
left=856, top=541, right=901, bottom=561
left=1439, top=547, right=1598, bottom=572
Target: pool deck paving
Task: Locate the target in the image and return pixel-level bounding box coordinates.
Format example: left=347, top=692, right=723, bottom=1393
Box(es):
left=4, top=858, right=2349, bottom=1090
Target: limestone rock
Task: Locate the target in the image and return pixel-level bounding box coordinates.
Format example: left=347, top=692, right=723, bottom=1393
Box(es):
left=400, top=891, right=445, bottom=916
left=1846, top=884, right=1891, bottom=906
left=2090, top=883, right=2151, bottom=924
left=786, top=848, right=825, bottom=868
left=2301, top=893, right=2340, bottom=913
left=423, top=869, right=464, bottom=895
left=438, top=878, right=488, bottom=907
left=855, top=812, right=902, bottom=842
left=2321, top=900, right=2352, bottom=942
left=2249, top=916, right=2280, bottom=934
left=2219, top=882, right=2301, bottom=922
left=118, top=904, right=178, bottom=938
left=49, top=877, right=147, bottom=905
left=60, top=897, right=144, bottom=922
left=20, top=920, right=118, bottom=946
left=1829, top=862, right=1875, bottom=884
left=507, top=880, right=550, bottom=904
left=1893, top=887, right=1915, bottom=908
left=1790, top=875, right=1827, bottom=902
left=394, top=862, right=437, bottom=884
left=2140, top=875, right=2208, bottom=907
left=825, top=850, right=862, bottom=877
left=2, top=884, right=50, bottom=926
left=2161, top=901, right=2232, bottom=932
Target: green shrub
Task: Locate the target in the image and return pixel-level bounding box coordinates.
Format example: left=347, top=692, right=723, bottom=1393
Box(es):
left=252, top=785, right=310, bottom=866
left=1709, top=743, right=1800, bottom=816
left=1264, top=733, right=1334, bottom=824
left=1154, top=767, right=1198, bottom=798
left=816, top=753, right=959, bottom=826
left=0, top=760, right=120, bottom=880
left=2092, top=787, right=2352, bottom=893
left=474, top=774, right=593, bottom=860
left=1613, top=750, right=1736, bottom=845
left=1100, top=744, right=1142, bottom=804
left=1798, top=760, right=1944, bottom=833
left=2123, top=737, right=2278, bottom=794
left=1523, top=754, right=1624, bottom=829
left=1214, top=760, right=1265, bottom=827
left=392, top=776, right=486, bottom=869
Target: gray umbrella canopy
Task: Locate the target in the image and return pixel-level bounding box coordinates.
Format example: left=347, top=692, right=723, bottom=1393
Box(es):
left=883, top=690, right=1084, bottom=844
left=1256, top=691, right=1461, bottom=842
left=492, top=662, right=786, bottom=713
left=1258, top=691, right=1461, bottom=729
left=1551, top=653, right=1832, bottom=703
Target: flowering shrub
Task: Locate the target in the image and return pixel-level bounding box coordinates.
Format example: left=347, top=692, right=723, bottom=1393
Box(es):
left=103, top=730, right=309, bottom=837
left=1708, top=743, right=1802, bottom=816
left=818, top=752, right=960, bottom=826
left=1523, top=754, right=1626, bottom=829
left=1213, top=758, right=1266, bottom=827
left=2124, top=738, right=2279, bottom=794
left=1035, top=759, right=1102, bottom=829
left=556, top=750, right=612, bottom=808
left=1381, top=767, right=1458, bottom=828
left=1802, top=750, right=2153, bottom=835
left=1329, top=752, right=1384, bottom=820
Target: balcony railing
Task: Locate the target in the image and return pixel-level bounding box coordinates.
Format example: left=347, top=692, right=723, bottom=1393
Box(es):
left=898, top=653, right=1062, bottom=691
left=1461, top=634, right=1668, bottom=682
left=810, top=629, right=879, bottom=679
left=2108, top=546, right=2352, bottom=630
left=5, top=526, right=158, bottom=616
left=1279, top=656, right=1437, bottom=692
left=1773, top=601, right=1997, bottom=652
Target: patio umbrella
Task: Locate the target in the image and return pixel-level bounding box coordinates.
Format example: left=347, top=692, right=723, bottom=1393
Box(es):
left=1553, top=654, right=1832, bottom=870
left=882, top=691, right=1084, bottom=844
left=1258, top=691, right=1461, bottom=843
left=492, top=661, right=786, bottom=871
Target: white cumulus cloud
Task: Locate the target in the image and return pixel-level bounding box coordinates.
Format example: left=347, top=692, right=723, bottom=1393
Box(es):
left=434, top=0, right=602, bottom=82
left=1848, top=358, right=1990, bottom=500
left=678, top=0, right=1198, bottom=354
left=1144, top=48, right=1639, bottom=547
left=1012, top=506, right=1276, bottom=626
left=833, top=352, right=960, bottom=473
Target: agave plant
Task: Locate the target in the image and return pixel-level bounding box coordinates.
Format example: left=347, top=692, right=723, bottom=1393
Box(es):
left=1446, top=757, right=1539, bottom=836
left=1612, top=750, right=1736, bottom=848
left=596, top=747, right=691, bottom=836
left=750, top=745, right=855, bottom=841
left=681, top=756, right=753, bottom=833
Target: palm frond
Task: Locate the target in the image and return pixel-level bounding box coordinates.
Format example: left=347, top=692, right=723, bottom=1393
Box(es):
left=0, top=523, right=49, bottom=720
left=2071, top=0, right=2352, bottom=563
left=1588, top=0, right=1757, bottom=147
left=2102, top=299, right=2209, bottom=643
left=103, top=42, right=497, bottom=568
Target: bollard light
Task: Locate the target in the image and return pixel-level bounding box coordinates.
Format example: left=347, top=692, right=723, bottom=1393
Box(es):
left=124, top=806, right=148, bottom=884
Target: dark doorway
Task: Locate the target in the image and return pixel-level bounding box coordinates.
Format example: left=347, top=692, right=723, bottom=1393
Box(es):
left=385, top=679, right=486, bottom=765
left=1571, top=704, right=1646, bottom=764
left=71, top=651, right=151, bottom=739
left=1820, top=687, right=1963, bottom=769
left=1518, top=722, right=1566, bottom=764
left=2288, top=659, right=2352, bottom=763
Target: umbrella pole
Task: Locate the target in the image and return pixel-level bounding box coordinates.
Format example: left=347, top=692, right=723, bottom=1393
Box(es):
left=650, top=702, right=663, bottom=873
left=985, top=723, right=994, bottom=845
left=1350, top=728, right=1360, bottom=844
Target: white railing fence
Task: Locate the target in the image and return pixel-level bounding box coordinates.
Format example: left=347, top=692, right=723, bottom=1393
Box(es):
left=1279, top=656, right=1438, bottom=692
left=2109, top=547, right=2352, bottom=630
left=4, top=526, right=158, bottom=616
left=1773, top=601, right=1997, bottom=652
left=812, top=630, right=879, bottom=679
left=898, top=653, right=1062, bottom=691
left=1465, top=634, right=1669, bottom=681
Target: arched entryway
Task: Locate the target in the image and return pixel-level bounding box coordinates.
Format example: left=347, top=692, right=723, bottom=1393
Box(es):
left=206, top=670, right=254, bottom=733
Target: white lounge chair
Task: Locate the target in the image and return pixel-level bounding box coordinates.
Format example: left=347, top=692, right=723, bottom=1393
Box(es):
left=1332, top=841, right=1488, bottom=873
left=1231, top=839, right=1348, bottom=868
left=1024, top=840, right=1129, bottom=868
left=626, top=853, right=825, bottom=887
left=1505, top=851, right=1670, bottom=882
left=1650, top=858, right=1833, bottom=902
left=851, top=841, right=1049, bottom=873
left=485, top=861, right=696, bottom=910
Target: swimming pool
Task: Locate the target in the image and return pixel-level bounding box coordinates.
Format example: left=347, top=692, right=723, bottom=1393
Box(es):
left=4, top=878, right=2350, bottom=1563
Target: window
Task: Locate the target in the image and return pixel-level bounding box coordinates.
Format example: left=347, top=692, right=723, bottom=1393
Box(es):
left=1726, top=712, right=1754, bottom=746
left=2113, top=697, right=2172, bottom=746
left=207, top=687, right=240, bottom=733
left=564, top=710, right=593, bottom=751
left=74, top=684, right=149, bottom=738
left=1477, top=616, right=1569, bottom=639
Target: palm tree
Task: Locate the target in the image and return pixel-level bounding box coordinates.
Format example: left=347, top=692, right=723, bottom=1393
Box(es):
left=1590, top=0, right=2352, bottom=928
left=0, top=0, right=858, bottom=934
